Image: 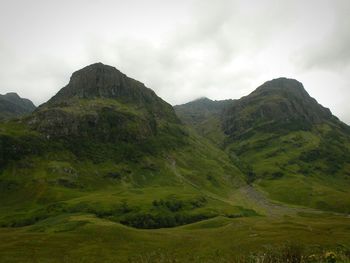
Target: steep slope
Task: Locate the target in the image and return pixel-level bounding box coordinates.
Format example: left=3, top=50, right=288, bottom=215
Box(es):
left=28, top=63, right=179, bottom=143
left=176, top=78, right=350, bottom=213
left=0, top=63, right=248, bottom=231
left=174, top=97, right=234, bottom=126
left=174, top=97, right=233, bottom=145
left=223, top=79, right=350, bottom=213
left=0, top=92, right=36, bottom=119
left=1, top=70, right=350, bottom=262
left=222, top=78, right=338, bottom=138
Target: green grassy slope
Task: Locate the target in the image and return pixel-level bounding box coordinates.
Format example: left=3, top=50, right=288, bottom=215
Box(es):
left=1, top=69, right=350, bottom=262
left=0, top=116, right=249, bottom=229
left=226, top=123, right=350, bottom=213
left=175, top=78, right=350, bottom=214
left=0, top=212, right=349, bottom=262
left=1, top=113, right=349, bottom=263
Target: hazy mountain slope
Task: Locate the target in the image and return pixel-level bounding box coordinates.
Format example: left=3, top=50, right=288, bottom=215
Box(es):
left=176, top=78, right=350, bottom=213
left=0, top=92, right=36, bottom=119
left=174, top=97, right=233, bottom=145
left=174, top=97, right=234, bottom=126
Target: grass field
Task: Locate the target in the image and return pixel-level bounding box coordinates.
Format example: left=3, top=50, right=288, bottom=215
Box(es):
left=1, top=115, right=350, bottom=262
left=0, top=211, right=349, bottom=262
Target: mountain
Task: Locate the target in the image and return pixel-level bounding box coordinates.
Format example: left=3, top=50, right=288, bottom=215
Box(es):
left=28, top=63, right=179, bottom=143
left=175, top=97, right=234, bottom=126
left=222, top=78, right=339, bottom=138
left=0, top=63, right=247, bottom=232
left=1, top=69, right=350, bottom=262
left=0, top=92, right=36, bottom=119
left=174, top=97, right=234, bottom=145
left=176, top=78, right=350, bottom=213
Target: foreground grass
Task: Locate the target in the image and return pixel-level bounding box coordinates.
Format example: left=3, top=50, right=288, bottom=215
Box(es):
left=0, top=212, right=349, bottom=262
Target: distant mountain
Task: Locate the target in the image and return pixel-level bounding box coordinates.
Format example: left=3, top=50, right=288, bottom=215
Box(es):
left=174, top=97, right=234, bottom=145
left=175, top=97, right=234, bottom=126
left=175, top=78, right=350, bottom=213
left=0, top=92, right=36, bottom=119
left=222, top=78, right=339, bottom=139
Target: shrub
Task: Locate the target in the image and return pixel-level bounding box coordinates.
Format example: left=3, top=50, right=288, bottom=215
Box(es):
left=120, top=211, right=215, bottom=229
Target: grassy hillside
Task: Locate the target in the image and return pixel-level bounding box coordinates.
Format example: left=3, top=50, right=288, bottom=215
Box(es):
left=175, top=78, right=350, bottom=214
left=1, top=68, right=350, bottom=262
left=0, top=115, right=250, bottom=228
left=1, top=110, right=349, bottom=262
left=0, top=212, right=349, bottom=262
left=226, top=123, right=350, bottom=213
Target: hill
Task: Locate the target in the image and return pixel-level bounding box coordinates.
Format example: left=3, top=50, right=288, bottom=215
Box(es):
left=0, top=63, right=248, bottom=232
left=0, top=92, right=36, bottom=119
left=174, top=97, right=234, bottom=145
left=176, top=78, right=350, bottom=213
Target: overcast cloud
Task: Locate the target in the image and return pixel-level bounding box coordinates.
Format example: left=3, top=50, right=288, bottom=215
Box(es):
left=0, top=0, right=349, bottom=123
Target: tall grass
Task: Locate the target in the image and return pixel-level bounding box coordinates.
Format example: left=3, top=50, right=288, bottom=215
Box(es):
left=128, top=244, right=350, bottom=263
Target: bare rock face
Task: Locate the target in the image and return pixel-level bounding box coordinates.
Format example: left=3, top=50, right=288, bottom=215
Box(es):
left=29, top=107, right=156, bottom=142
left=46, top=63, right=167, bottom=112
left=223, top=78, right=334, bottom=138
left=28, top=63, right=180, bottom=142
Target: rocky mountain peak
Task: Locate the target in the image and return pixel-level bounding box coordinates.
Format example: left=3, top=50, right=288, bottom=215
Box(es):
left=251, top=78, right=310, bottom=100
left=223, top=78, right=334, bottom=138
left=69, top=63, right=124, bottom=92
left=45, top=63, right=158, bottom=107
left=28, top=63, right=180, bottom=141
left=3, top=92, right=21, bottom=100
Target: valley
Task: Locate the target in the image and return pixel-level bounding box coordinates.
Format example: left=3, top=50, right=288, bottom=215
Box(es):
left=0, top=64, right=349, bottom=262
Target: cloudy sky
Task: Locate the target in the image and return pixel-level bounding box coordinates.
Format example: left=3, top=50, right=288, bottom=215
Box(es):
left=1, top=0, right=349, bottom=123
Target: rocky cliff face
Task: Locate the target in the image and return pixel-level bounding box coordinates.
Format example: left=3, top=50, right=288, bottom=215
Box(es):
left=0, top=92, right=36, bottom=119
left=222, top=78, right=335, bottom=138
left=44, top=63, right=175, bottom=120
left=28, top=63, right=181, bottom=142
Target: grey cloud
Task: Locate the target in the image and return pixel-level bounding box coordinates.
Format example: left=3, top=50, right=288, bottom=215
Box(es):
left=0, top=0, right=349, bottom=124
left=294, top=1, right=350, bottom=70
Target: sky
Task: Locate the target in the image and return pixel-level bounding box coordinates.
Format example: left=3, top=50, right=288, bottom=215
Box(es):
left=0, top=0, right=349, bottom=123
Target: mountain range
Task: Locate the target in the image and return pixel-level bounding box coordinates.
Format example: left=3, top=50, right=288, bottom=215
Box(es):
left=0, top=63, right=349, bottom=262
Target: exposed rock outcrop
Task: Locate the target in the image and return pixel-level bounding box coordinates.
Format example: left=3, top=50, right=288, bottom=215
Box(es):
left=222, top=78, right=335, bottom=138
left=28, top=63, right=180, bottom=142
